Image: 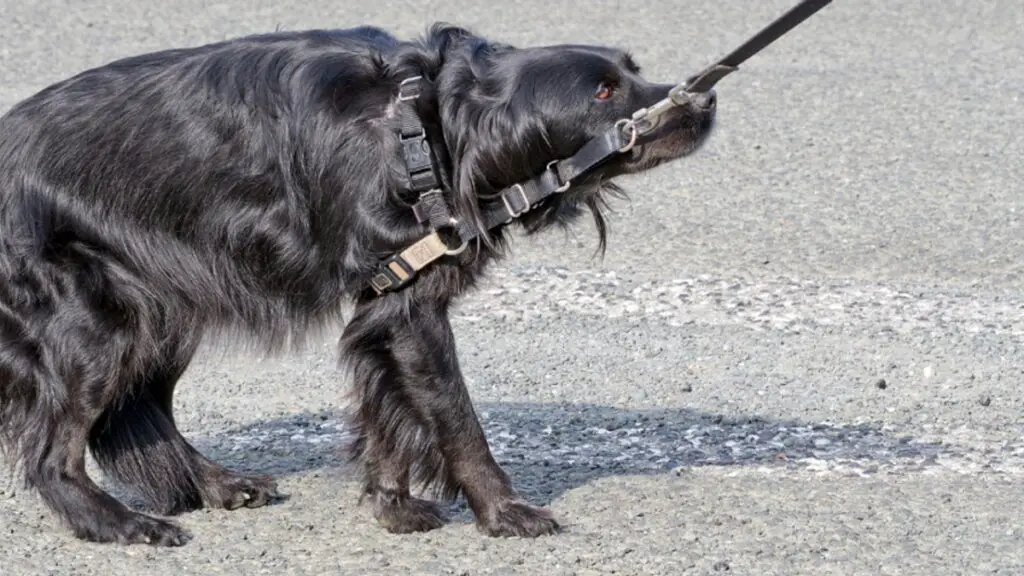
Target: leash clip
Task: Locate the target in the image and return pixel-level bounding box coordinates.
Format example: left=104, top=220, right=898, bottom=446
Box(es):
left=625, top=94, right=679, bottom=138
left=617, top=81, right=704, bottom=143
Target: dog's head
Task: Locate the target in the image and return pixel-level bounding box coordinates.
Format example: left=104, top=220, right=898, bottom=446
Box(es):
left=486, top=43, right=718, bottom=177
left=409, top=25, right=717, bottom=252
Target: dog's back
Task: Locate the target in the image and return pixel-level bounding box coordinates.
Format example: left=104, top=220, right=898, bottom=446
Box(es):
left=0, top=27, right=406, bottom=339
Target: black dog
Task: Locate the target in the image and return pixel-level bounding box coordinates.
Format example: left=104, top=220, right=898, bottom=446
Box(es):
left=0, top=23, right=716, bottom=545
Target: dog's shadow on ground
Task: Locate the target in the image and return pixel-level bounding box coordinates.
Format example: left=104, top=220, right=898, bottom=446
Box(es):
left=178, top=401, right=946, bottom=520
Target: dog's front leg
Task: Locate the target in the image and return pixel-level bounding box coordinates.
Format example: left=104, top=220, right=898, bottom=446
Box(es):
left=341, top=296, right=560, bottom=538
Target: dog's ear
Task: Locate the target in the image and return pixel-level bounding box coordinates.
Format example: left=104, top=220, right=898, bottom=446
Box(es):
left=429, top=43, right=555, bottom=251
left=437, top=88, right=554, bottom=251
left=389, top=25, right=549, bottom=251
left=422, top=23, right=478, bottom=55
left=388, top=23, right=487, bottom=84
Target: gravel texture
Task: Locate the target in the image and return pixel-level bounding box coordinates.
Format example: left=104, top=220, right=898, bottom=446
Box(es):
left=1, top=0, right=1022, bottom=574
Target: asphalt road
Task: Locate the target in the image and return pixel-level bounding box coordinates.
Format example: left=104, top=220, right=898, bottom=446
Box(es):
left=1, top=1, right=1022, bottom=574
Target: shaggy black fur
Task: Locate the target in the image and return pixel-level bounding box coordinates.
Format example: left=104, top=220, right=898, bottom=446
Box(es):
left=0, top=23, right=716, bottom=545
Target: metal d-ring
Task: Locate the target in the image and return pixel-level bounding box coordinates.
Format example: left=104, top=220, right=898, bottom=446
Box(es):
left=440, top=218, right=469, bottom=256
left=397, top=75, right=423, bottom=102
left=615, top=119, right=639, bottom=153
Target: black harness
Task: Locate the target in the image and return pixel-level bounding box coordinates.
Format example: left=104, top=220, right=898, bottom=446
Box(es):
left=366, top=0, right=834, bottom=295
left=367, top=75, right=635, bottom=295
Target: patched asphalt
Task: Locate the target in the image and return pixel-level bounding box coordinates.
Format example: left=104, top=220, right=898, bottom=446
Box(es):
left=1, top=1, right=1022, bottom=574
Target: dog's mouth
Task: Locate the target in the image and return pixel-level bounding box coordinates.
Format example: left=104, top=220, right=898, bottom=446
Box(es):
left=615, top=100, right=717, bottom=173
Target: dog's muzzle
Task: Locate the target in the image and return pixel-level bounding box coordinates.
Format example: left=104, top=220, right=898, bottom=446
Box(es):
left=691, top=90, right=716, bottom=113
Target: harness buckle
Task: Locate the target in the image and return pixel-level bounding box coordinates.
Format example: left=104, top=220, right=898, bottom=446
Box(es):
left=370, top=253, right=417, bottom=294
left=368, top=231, right=456, bottom=294
left=401, top=135, right=433, bottom=173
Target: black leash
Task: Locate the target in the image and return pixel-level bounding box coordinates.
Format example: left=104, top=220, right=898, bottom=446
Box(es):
left=685, top=0, right=834, bottom=93
left=627, top=0, right=834, bottom=137
left=367, top=0, right=834, bottom=295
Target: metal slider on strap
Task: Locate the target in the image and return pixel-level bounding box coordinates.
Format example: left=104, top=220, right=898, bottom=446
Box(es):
left=500, top=184, right=530, bottom=222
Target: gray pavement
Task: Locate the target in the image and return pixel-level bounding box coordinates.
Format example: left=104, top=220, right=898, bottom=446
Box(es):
left=1, top=0, right=1022, bottom=574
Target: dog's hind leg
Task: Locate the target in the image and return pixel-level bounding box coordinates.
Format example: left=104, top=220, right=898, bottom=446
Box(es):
left=0, top=383, right=190, bottom=545
left=88, top=338, right=282, bottom=516
left=24, top=414, right=192, bottom=546
left=0, top=255, right=276, bottom=545
left=0, top=287, right=190, bottom=544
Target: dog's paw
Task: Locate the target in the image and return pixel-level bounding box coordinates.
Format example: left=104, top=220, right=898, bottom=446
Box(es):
left=373, top=492, right=447, bottom=534
left=205, top=472, right=284, bottom=510
left=74, top=511, right=191, bottom=546
left=477, top=499, right=560, bottom=538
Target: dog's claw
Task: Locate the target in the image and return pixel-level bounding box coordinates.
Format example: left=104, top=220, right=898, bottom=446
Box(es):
left=73, top=512, right=191, bottom=547
left=207, top=473, right=283, bottom=510
left=478, top=499, right=561, bottom=538
left=370, top=490, right=448, bottom=534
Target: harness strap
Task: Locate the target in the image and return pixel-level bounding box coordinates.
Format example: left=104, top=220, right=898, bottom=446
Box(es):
left=367, top=80, right=632, bottom=295
left=396, top=76, right=440, bottom=195
left=470, top=125, right=629, bottom=239
left=396, top=76, right=479, bottom=243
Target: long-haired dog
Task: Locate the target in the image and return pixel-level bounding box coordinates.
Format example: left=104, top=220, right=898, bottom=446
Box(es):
left=0, top=23, right=716, bottom=545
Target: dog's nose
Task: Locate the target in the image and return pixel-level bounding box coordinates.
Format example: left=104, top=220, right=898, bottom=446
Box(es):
left=692, top=89, right=716, bottom=111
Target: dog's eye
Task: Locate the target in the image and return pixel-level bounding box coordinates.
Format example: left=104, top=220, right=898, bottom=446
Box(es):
left=594, top=81, right=616, bottom=101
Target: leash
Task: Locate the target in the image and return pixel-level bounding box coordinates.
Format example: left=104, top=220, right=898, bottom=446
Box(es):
left=622, top=0, right=834, bottom=139
left=366, top=0, right=834, bottom=295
